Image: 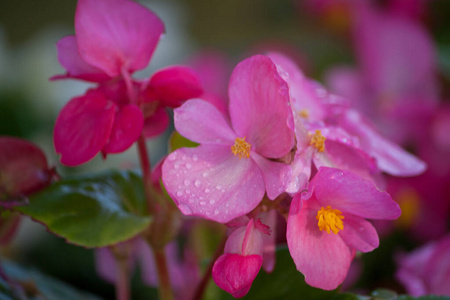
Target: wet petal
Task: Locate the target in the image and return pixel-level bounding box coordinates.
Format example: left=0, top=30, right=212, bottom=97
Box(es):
left=228, top=55, right=294, bottom=158
left=54, top=90, right=116, bottom=166
left=174, top=99, right=235, bottom=145
left=339, top=215, right=379, bottom=253
left=162, top=145, right=264, bottom=223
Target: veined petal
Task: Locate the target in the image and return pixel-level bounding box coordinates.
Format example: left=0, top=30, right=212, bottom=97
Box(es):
left=147, top=66, right=203, bottom=108
left=53, top=36, right=110, bottom=82
left=251, top=152, right=292, bottom=200
left=339, top=215, right=379, bottom=253
left=54, top=90, right=115, bottom=166
left=75, top=0, right=164, bottom=77
left=174, top=99, right=236, bottom=145
left=311, top=167, right=401, bottom=220
left=287, top=196, right=353, bottom=291
left=228, top=55, right=294, bottom=158
left=162, top=145, right=265, bottom=223
left=102, top=104, right=143, bottom=154
left=143, top=107, right=169, bottom=138
left=212, top=253, right=262, bottom=298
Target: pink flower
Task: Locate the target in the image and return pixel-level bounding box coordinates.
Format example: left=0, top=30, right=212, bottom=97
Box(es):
left=286, top=167, right=400, bottom=290
left=162, top=55, right=295, bottom=223
left=396, top=234, right=450, bottom=296
left=212, top=218, right=270, bottom=298
left=54, top=0, right=164, bottom=81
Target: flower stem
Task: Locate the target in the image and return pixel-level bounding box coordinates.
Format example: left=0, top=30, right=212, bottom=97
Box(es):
left=154, top=248, right=174, bottom=300
left=136, top=135, right=156, bottom=215
left=191, top=235, right=227, bottom=300
left=111, top=245, right=132, bottom=300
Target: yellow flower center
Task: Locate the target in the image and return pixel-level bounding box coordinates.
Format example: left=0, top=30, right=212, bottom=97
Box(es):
left=395, top=188, right=420, bottom=229
left=299, top=109, right=309, bottom=119
left=310, top=130, right=326, bottom=152
left=316, top=205, right=344, bottom=234
left=231, top=137, right=251, bottom=159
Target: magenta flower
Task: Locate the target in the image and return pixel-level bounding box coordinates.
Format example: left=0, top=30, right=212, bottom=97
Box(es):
left=54, top=0, right=164, bottom=81
left=286, top=167, right=401, bottom=290
left=213, top=218, right=270, bottom=298
left=396, top=234, right=450, bottom=296
left=162, top=55, right=295, bottom=223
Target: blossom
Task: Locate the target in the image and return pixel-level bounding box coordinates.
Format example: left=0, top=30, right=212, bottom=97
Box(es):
left=162, top=55, right=295, bottom=223
left=212, top=217, right=270, bottom=298
left=396, top=234, right=450, bottom=296
left=286, top=167, right=401, bottom=290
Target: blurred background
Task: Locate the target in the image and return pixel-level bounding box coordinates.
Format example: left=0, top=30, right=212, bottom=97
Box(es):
left=1, top=0, right=450, bottom=298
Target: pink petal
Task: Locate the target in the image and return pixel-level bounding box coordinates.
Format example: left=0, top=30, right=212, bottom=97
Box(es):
left=162, top=145, right=265, bottom=223
left=174, top=99, right=236, bottom=145
left=340, top=110, right=427, bottom=176
left=75, top=0, right=164, bottom=77
left=260, top=210, right=277, bottom=273
left=212, top=253, right=262, bottom=298
left=228, top=55, right=294, bottom=158
left=286, top=147, right=313, bottom=195
left=287, top=195, right=353, bottom=291
left=143, top=107, right=169, bottom=138
left=102, top=104, right=143, bottom=154
left=224, top=219, right=263, bottom=256
left=339, top=215, right=379, bottom=253
left=425, top=236, right=450, bottom=296
left=54, top=90, right=116, bottom=166
left=310, top=167, right=401, bottom=220
left=251, top=152, right=292, bottom=200
left=53, top=36, right=110, bottom=82
left=147, top=66, right=203, bottom=108
left=95, top=247, right=117, bottom=284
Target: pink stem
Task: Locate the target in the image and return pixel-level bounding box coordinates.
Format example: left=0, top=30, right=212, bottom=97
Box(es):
left=115, top=254, right=131, bottom=300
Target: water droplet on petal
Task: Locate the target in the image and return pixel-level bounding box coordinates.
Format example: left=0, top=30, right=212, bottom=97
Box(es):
left=202, top=172, right=208, bottom=178
left=176, top=191, right=183, bottom=197
left=168, top=155, right=176, bottom=161
left=193, top=155, right=198, bottom=161
left=216, top=185, right=222, bottom=190
left=178, top=204, right=192, bottom=214
left=209, top=199, right=215, bottom=205
left=174, top=164, right=179, bottom=169
left=200, top=201, right=206, bottom=206
left=214, top=209, right=219, bottom=215
left=186, top=163, right=192, bottom=169
left=205, top=188, right=211, bottom=193
left=184, top=179, right=191, bottom=186
left=194, top=180, right=201, bottom=187
left=186, top=189, right=191, bottom=194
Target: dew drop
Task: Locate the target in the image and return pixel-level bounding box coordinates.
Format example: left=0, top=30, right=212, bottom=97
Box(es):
left=178, top=204, right=192, bottom=214
left=192, top=155, right=198, bottom=161
left=202, top=172, right=208, bottom=178
left=186, top=189, right=191, bottom=194
left=216, top=185, right=222, bottom=190
left=194, top=180, right=201, bottom=187
left=186, top=163, right=192, bottom=169
left=209, top=199, right=215, bottom=205
left=205, top=188, right=211, bottom=193
left=174, top=164, right=180, bottom=169
left=176, top=191, right=183, bottom=197
left=181, top=155, right=187, bottom=161
left=214, top=209, right=219, bottom=215
left=168, top=155, right=176, bottom=161
left=188, top=199, right=194, bottom=204
left=184, top=179, right=191, bottom=186
left=200, top=201, right=206, bottom=206
left=199, top=196, right=204, bottom=200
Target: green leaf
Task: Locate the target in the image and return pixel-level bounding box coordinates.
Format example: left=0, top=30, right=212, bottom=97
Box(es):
left=169, top=131, right=199, bottom=152
left=0, top=259, right=102, bottom=300
left=16, top=170, right=151, bottom=248
left=212, top=247, right=337, bottom=300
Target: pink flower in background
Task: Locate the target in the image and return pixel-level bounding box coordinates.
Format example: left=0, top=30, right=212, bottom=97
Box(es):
left=162, top=55, right=295, bottom=223
left=396, top=234, right=450, bottom=296
left=287, top=167, right=401, bottom=290
left=212, top=217, right=271, bottom=298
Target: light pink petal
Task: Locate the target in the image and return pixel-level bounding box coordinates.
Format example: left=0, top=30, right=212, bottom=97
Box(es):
left=259, top=210, right=277, bottom=273
left=287, top=195, right=353, bottom=291
left=54, top=90, right=116, bottom=166
left=224, top=219, right=263, bottom=256
left=147, top=66, right=203, bottom=108
left=143, top=107, right=169, bottom=138
left=102, top=104, right=143, bottom=154
left=251, top=152, right=292, bottom=200
left=425, top=236, right=450, bottom=296
left=75, top=0, right=164, bottom=77
left=162, top=145, right=264, bottom=223
left=286, top=147, right=313, bottom=195
left=339, top=215, right=379, bottom=253
left=212, top=253, right=262, bottom=298
left=174, top=99, right=236, bottom=145
left=53, top=36, right=110, bottom=82
left=228, top=55, right=294, bottom=158
left=340, top=110, right=426, bottom=176
left=310, top=167, right=401, bottom=220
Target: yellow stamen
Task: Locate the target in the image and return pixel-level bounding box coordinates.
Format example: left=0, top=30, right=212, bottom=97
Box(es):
left=231, top=137, right=251, bottom=159
left=299, top=109, right=309, bottom=119
left=395, top=188, right=420, bottom=229
left=316, top=205, right=344, bottom=234
left=310, top=130, right=326, bottom=152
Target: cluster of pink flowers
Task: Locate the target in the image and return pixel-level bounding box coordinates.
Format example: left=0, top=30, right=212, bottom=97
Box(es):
left=49, top=0, right=446, bottom=298
left=161, top=49, right=425, bottom=295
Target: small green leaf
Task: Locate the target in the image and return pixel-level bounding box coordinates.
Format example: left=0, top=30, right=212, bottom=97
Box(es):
left=16, top=170, right=150, bottom=248
left=371, top=288, right=398, bottom=300
left=169, top=131, right=198, bottom=152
